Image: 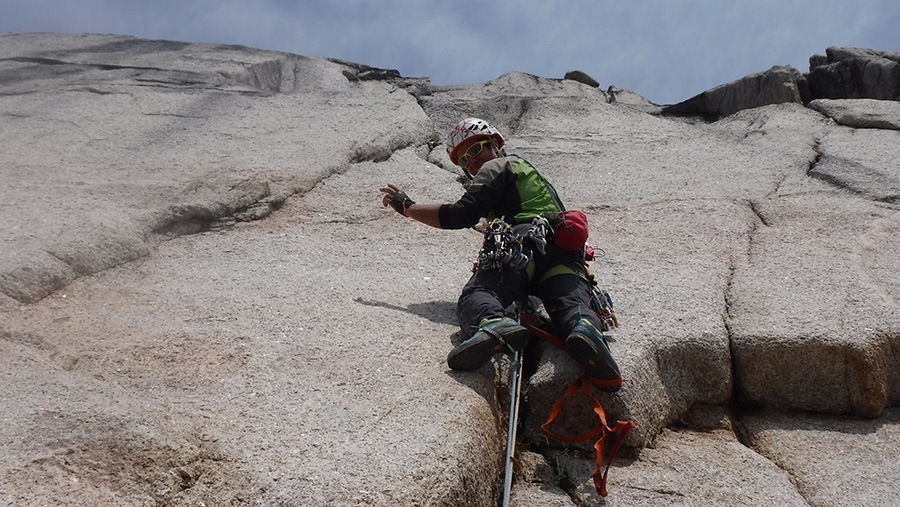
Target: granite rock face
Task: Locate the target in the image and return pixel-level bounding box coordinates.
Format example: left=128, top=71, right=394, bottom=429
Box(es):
left=662, top=65, right=810, bottom=118
left=663, top=46, right=900, bottom=118
left=808, top=98, right=900, bottom=130
left=807, top=47, right=900, bottom=101
left=1, top=33, right=899, bottom=506
left=564, top=69, right=600, bottom=88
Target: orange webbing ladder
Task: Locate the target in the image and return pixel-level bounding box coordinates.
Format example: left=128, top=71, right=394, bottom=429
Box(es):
left=520, top=314, right=635, bottom=497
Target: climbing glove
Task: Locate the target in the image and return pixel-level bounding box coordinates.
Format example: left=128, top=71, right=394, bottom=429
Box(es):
left=389, top=191, right=416, bottom=216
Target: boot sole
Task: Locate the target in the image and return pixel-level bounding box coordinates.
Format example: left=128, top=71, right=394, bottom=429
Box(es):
left=447, top=333, right=504, bottom=370
left=447, top=326, right=529, bottom=371
left=565, top=333, right=620, bottom=382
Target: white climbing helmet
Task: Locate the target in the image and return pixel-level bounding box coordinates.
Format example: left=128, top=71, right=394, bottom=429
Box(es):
left=446, top=118, right=505, bottom=165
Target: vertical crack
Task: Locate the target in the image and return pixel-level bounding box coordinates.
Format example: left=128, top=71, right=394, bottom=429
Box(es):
left=747, top=200, right=771, bottom=227
left=727, top=201, right=812, bottom=505
left=727, top=199, right=770, bottom=443
left=806, top=137, right=824, bottom=177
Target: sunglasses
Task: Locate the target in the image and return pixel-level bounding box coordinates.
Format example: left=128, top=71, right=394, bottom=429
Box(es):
left=458, top=139, right=493, bottom=168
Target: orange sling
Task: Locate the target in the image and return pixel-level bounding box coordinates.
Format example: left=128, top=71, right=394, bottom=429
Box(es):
left=520, top=315, right=635, bottom=497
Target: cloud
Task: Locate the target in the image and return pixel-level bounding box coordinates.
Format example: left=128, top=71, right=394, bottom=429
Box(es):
left=1, top=0, right=897, bottom=104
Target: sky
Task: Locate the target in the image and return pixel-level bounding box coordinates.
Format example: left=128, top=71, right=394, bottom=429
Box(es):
left=2, top=0, right=898, bottom=105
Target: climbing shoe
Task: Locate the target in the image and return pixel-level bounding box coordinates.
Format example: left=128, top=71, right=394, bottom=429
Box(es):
left=565, top=318, right=622, bottom=391
left=447, top=317, right=530, bottom=371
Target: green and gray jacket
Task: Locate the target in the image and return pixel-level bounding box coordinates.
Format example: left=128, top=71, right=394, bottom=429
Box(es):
left=438, top=156, right=563, bottom=229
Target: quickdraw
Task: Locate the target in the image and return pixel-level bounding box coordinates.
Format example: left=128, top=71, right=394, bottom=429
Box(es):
left=524, top=215, right=552, bottom=255
left=590, top=285, right=618, bottom=333
left=476, top=218, right=531, bottom=271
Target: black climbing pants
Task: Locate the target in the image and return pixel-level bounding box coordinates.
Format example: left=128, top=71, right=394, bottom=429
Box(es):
left=456, top=232, right=604, bottom=340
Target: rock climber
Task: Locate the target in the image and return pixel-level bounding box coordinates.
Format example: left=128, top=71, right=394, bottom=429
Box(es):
left=380, top=117, right=621, bottom=388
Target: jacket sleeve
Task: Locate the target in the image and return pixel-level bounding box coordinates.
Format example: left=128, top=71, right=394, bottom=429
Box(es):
left=438, top=159, right=512, bottom=229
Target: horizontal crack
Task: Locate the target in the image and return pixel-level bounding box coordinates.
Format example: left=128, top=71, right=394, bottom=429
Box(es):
left=2, top=56, right=169, bottom=73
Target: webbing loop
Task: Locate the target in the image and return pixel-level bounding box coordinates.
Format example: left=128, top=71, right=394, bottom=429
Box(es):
left=520, top=311, right=634, bottom=498
left=539, top=374, right=634, bottom=497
